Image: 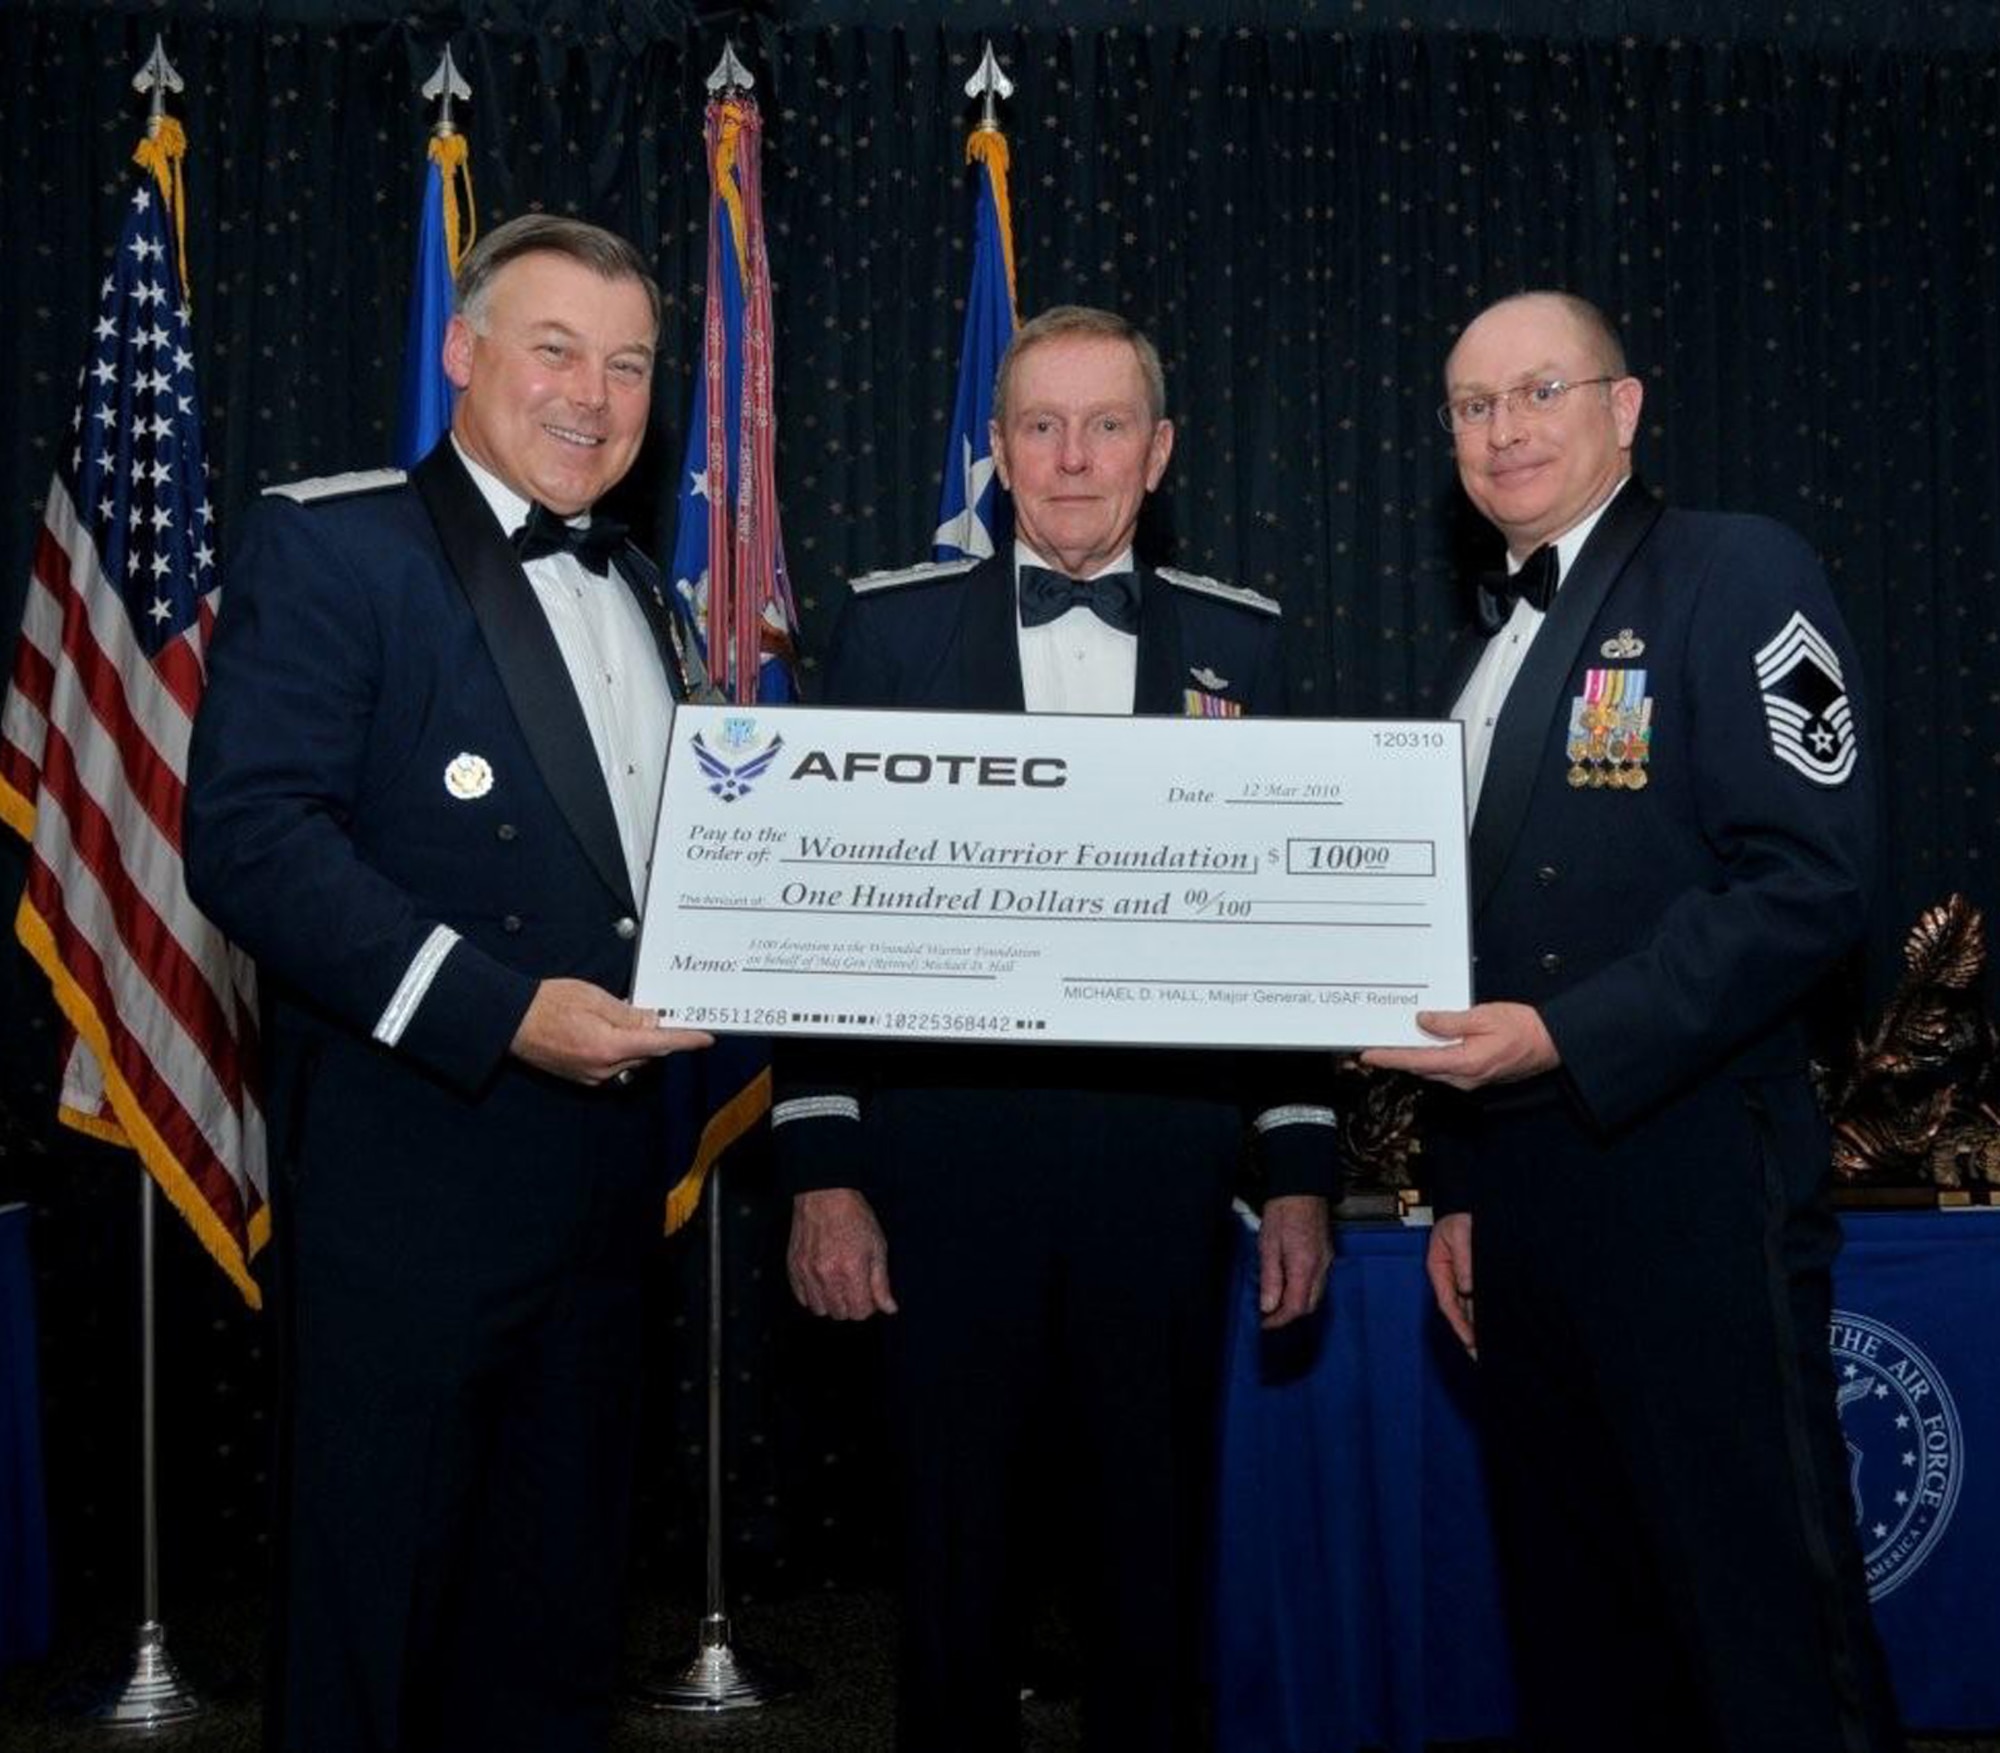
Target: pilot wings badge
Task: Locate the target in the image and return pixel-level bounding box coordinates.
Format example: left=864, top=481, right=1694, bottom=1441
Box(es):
left=691, top=718, right=785, bottom=804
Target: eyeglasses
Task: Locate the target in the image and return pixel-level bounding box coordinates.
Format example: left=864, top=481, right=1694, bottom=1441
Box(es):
left=1436, top=376, right=1619, bottom=433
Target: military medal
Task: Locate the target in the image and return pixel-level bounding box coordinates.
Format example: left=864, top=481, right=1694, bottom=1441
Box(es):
left=1565, top=696, right=1594, bottom=786
left=1623, top=690, right=1655, bottom=788
left=1568, top=668, right=1653, bottom=792
left=1585, top=670, right=1616, bottom=784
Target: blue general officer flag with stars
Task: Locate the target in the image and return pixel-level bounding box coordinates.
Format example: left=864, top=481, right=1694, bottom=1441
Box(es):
left=933, top=124, right=1017, bottom=562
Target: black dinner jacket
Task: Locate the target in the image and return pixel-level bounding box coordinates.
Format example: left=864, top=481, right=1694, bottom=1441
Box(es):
left=1434, top=479, right=1666, bottom=915
left=1424, top=477, right=1876, bottom=1180
left=409, top=442, right=705, bottom=918
left=187, top=441, right=703, bottom=1183
left=807, top=552, right=1286, bottom=719
left=771, top=551, right=1335, bottom=1203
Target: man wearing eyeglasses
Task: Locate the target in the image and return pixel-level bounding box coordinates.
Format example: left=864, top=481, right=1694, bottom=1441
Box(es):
left=1366, top=291, right=1903, bottom=1752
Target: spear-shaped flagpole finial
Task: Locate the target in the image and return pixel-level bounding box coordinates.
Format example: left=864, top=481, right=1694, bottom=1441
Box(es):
left=706, top=39, right=755, bottom=98
left=421, top=45, right=473, bottom=139
left=131, top=35, right=183, bottom=139
left=965, top=40, right=1014, bottom=132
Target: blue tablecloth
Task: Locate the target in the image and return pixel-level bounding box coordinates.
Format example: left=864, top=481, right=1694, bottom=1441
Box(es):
left=1215, top=1210, right=2000, bottom=1751
left=0, top=1202, right=51, bottom=1673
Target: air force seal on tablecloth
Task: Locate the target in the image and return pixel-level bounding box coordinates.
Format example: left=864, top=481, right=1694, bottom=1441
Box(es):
left=1754, top=611, right=1857, bottom=787
left=691, top=715, right=784, bottom=804
left=443, top=753, right=494, bottom=800
left=1830, top=1310, right=1962, bottom=1601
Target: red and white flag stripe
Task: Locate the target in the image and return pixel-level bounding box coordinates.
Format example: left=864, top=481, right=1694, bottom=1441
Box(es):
left=1, top=156, right=267, bottom=1304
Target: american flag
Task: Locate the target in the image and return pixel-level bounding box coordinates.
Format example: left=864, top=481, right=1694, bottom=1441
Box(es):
left=0, top=135, right=268, bottom=1304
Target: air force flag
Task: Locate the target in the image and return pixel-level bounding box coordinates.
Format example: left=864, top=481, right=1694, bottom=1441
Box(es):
left=933, top=116, right=1017, bottom=562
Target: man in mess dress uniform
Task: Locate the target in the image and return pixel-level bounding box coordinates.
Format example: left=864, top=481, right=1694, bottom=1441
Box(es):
left=772, top=306, right=1341, bottom=1749
left=186, top=215, right=711, bottom=1752
left=1367, top=290, right=1903, bottom=1753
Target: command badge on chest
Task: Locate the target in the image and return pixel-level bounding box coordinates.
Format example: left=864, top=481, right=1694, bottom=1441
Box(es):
left=444, top=752, right=495, bottom=800
left=1565, top=667, right=1653, bottom=789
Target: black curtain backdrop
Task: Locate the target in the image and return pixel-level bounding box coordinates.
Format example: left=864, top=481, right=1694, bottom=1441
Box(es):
left=2, top=0, right=1996, bottom=1634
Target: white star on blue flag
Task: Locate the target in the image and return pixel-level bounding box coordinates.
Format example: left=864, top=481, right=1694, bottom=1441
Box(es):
left=69, top=179, right=214, bottom=658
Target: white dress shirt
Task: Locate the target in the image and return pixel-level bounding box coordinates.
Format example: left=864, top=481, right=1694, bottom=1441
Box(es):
left=1453, top=479, right=1627, bottom=818
left=1013, top=540, right=1140, bottom=715
left=456, top=442, right=674, bottom=900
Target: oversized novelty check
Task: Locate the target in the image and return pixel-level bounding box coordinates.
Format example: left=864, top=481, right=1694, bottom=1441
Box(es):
left=634, top=705, right=1471, bottom=1049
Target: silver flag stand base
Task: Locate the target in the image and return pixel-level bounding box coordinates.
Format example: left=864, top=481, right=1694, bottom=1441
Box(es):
left=628, top=1613, right=806, bottom=1712
left=81, top=1620, right=209, bottom=1732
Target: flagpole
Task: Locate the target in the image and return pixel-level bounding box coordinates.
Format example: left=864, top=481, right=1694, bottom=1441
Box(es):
left=627, top=1159, right=804, bottom=1712
left=62, top=35, right=217, bottom=1732
left=81, top=1174, right=207, bottom=1730
left=632, top=41, right=804, bottom=1712
left=395, top=46, right=474, bottom=468
left=931, top=39, right=1017, bottom=563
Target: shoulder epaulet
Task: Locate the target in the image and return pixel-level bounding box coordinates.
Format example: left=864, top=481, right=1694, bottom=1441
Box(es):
left=850, top=556, right=980, bottom=594
left=1155, top=565, right=1280, bottom=617
left=265, top=468, right=406, bottom=506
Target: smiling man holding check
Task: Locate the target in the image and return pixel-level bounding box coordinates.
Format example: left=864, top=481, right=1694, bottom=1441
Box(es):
left=772, top=305, right=1339, bottom=1750
left=1366, top=291, right=1901, bottom=1753
left=186, top=215, right=711, bottom=1752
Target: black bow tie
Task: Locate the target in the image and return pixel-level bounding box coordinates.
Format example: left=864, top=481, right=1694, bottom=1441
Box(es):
left=1017, top=564, right=1141, bottom=634
left=1486, top=544, right=1560, bottom=614
left=1473, top=544, right=1559, bottom=634
left=512, top=502, right=628, bottom=577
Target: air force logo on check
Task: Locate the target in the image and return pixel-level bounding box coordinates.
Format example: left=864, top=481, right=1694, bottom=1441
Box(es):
left=691, top=716, right=784, bottom=803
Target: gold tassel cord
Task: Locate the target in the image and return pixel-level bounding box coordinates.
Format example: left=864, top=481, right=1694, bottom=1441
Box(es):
left=967, top=125, right=1017, bottom=318
left=662, top=1066, right=772, bottom=1235
left=714, top=98, right=753, bottom=286
left=133, top=115, right=191, bottom=306
left=428, top=129, right=477, bottom=273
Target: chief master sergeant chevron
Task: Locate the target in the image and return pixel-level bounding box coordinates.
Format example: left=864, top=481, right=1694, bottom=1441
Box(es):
left=773, top=304, right=1340, bottom=1750
left=1366, top=290, right=1904, bottom=1753
left=184, top=214, right=712, bottom=1752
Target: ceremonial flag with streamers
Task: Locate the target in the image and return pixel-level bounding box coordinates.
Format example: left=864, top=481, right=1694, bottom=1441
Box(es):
left=393, top=127, right=475, bottom=468
left=659, top=86, right=798, bottom=1231
left=933, top=120, right=1017, bottom=561
left=0, top=121, right=268, bottom=1304
left=666, top=89, right=800, bottom=708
